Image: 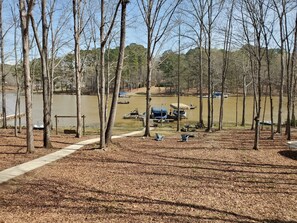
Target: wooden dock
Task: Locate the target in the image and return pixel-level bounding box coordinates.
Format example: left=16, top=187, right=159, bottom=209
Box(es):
left=0, top=113, right=25, bottom=121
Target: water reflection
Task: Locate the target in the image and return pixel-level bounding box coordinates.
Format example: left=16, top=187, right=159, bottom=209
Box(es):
left=1, top=93, right=288, bottom=128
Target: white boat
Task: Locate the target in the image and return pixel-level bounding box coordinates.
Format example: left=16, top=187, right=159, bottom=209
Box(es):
left=33, top=122, right=44, bottom=130
left=173, top=109, right=187, bottom=119
left=199, top=93, right=228, bottom=98
left=213, top=92, right=229, bottom=98
left=123, top=109, right=144, bottom=120
left=259, top=121, right=272, bottom=126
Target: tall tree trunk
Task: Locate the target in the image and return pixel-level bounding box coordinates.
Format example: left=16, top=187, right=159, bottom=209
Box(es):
left=253, top=61, right=261, bottom=150
left=0, top=0, right=6, bottom=128
left=13, top=6, right=21, bottom=136
left=144, top=53, right=152, bottom=137
left=105, top=38, right=112, bottom=123
left=250, top=59, right=256, bottom=131
left=41, top=0, right=52, bottom=148
left=31, top=0, right=54, bottom=148
left=263, top=28, right=274, bottom=139
left=144, top=7, right=152, bottom=137
left=286, top=14, right=297, bottom=140
left=241, top=72, right=247, bottom=126
left=73, top=0, right=82, bottom=138
left=106, top=0, right=129, bottom=144
left=276, top=10, right=284, bottom=134
left=219, top=1, right=233, bottom=130
left=139, top=0, right=181, bottom=136
left=99, top=0, right=106, bottom=148
left=19, top=0, right=35, bottom=153
left=206, top=31, right=212, bottom=132
left=253, top=25, right=262, bottom=150
left=49, top=2, right=55, bottom=135
left=96, top=0, right=121, bottom=148
left=177, top=24, right=181, bottom=132
left=198, top=35, right=204, bottom=127
left=292, top=15, right=297, bottom=128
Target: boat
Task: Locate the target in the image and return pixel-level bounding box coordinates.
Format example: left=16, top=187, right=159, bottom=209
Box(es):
left=213, top=92, right=229, bottom=98
left=33, top=122, right=44, bottom=130
left=123, top=109, right=143, bottom=119
left=199, top=93, right=228, bottom=98
left=119, top=91, right=130, bottom=98
left=173, top=109, right=187, bottom=119
left=260, top=121, right=273, bottom=126
left=189, top=104, right=196, bottom=109
left=118, top=100, right=129, bottom=104
left=151, top=107, right=167, bottom=119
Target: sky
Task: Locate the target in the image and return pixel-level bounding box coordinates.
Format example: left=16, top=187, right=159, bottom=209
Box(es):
left=3, top=0, right=189, bottom=64
left=2, top=0, right=297, bottom=64
left=3, top=0, right=149, bottom=64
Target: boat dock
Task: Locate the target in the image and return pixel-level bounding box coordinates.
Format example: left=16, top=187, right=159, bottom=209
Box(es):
left=0, top=113, right=25, bottom=121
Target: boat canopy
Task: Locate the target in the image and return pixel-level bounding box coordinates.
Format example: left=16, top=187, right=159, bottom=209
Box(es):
left=151, top=107, right=167, bottom=114
left=151, top=107, right=168, bottom=119
left=170, top=103, right=190, bottom=110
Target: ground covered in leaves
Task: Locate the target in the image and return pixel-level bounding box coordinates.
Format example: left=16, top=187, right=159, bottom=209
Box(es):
left=0, top=128, right=297, bottom=222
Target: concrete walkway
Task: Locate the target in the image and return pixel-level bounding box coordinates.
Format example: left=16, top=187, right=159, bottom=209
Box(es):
left=0, top=129, right=145, bottom=184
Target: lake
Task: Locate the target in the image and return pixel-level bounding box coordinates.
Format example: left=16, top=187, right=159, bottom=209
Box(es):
left=1, top=93, right=289, bottom=129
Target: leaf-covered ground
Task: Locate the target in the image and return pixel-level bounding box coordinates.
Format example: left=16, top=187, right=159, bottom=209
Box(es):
left=0, top=128, right=296, bottom=222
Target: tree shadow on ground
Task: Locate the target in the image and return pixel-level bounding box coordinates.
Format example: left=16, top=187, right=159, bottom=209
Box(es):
left=1, top=179, right=288, bottom=223
left=279, top=150, right=297, bottom=161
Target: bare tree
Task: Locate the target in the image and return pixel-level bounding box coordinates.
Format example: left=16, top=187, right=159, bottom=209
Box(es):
left=105, top=0, right=129, bottom=144
left=242, top=0, right=266, bottom=150
left=98, top=0, right=120, bottom=149
left=19, top=0, right=35, bottom=153
left=290, top=15, right=297, bottom=130
left=240, top=55, right=252, bottom=127
left=99, top=0, right=106, bottom=148
left=272, top=0, right=286, bottom=134
left=137, top=0, right=182, bottom=137
left=261, top=10, right=275, bottom=140
left=73, top=0, right=85, bottom=138
left=31, top=0, right=53, bottom=148
left=218, top=0, right=234, bottom=130
left=285, top=11, right=297, bottom=140
left=183, top=0, right=207, bottom=128
left=48, top=1, right=72, bottom=121
left=0, top=1, right=13, bottom=128
left=203, top=0, right=224, bottom=132
left=0, top=0, right=6, bottom=129
left=11, top=4, right=22, bottom=136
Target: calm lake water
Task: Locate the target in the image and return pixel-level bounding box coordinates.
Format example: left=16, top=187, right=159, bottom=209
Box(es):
left=1, top=93, right=289, bottom=128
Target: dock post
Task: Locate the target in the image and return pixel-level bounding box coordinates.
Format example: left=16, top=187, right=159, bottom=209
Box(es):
left=82, top=115, right=85, bottom=135
left=55, top=115, right=58, bottom=135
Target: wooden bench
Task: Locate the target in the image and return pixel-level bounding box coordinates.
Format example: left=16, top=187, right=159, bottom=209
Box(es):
left=64, top=129, right=77, bottom=134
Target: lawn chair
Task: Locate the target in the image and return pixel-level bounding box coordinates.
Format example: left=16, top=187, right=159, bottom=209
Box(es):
left=155, top=133, right=164, bottom=141
left=181, top=134, right=189, bottom=142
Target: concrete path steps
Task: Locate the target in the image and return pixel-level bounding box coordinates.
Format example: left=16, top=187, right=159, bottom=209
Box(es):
left=0, top=129, right=145, bottom=184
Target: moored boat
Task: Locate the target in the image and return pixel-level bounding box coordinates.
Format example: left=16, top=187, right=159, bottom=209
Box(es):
left=118, top=100, right=129, bottom=104
left=173, top=109, right=187, bottom=119
left=123, top=109, right=143, bottom=119
left=151, top=107, right=167, bottom=119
